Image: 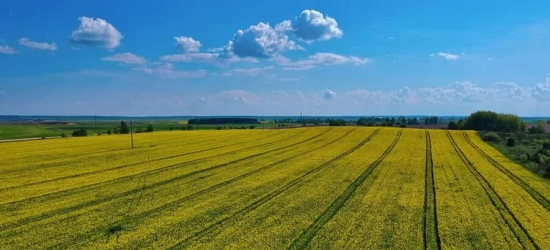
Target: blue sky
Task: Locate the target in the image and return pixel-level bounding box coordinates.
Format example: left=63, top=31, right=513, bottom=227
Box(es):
left=1, top=0, right=549, bottom=116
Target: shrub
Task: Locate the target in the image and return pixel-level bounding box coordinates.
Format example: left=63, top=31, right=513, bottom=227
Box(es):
left=249, top=125, right=256, bottom=129
left=329, top=119, right=346, bottom=126
left=399, top=124, right=407, bottom=128
left=72, top=127, right=88, bottom=137
left=536, top=153, right=549, bottom=164
left=181, top=125, right=194, bottom=130
left=107, top=129, right=111, bottom=135
left=518, top=153, right=529, bottom=163
left=506, top=138, right=516, bottom=147
left=146, top=125, right=153, bottom=132
left=448, top=121, right=458, bottom=130
left=135, top=128, right=144, bottom=133
left=543, top=141, right=550, bottom=150
left=482, top=132, right=501, bottom=142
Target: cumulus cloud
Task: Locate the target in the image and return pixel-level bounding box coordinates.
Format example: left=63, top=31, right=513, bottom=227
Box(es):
left=221, top=66, right=273, bottom=76
left=532, top=74, right=550, bottom=101
left=18, top=38, right=57, bottom=51
left=102, top=52, right=146, bottom=65
left=430, top=52, right=460, bottom=60
left=0, top=45, right=17, bottom=54
left=174, top=36, right=202, bottom=52
left=69, top=16, right=123, bottom=49
left=226, top=22, right=303, bottom=58
left=200, top=90, right=259, bottom=105
left=323, top=89, right=337, bottom=100
left=160, top=52, right=221, bottom=64
left=134, top=63, right=206, bottom=79
left=280, top=53, right=370, bottom=70
left=293, top=10, right=343, bottom=42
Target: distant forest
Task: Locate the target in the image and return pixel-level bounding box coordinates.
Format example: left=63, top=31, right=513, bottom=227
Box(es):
left=188, top=118, right=258, bottom=125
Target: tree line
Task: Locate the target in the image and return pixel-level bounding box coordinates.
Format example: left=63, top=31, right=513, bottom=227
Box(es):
left=188, top=118, right=258, bottom=125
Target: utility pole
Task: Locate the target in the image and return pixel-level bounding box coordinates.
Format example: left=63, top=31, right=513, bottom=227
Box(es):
left=130, top=121, right=134, bottom=148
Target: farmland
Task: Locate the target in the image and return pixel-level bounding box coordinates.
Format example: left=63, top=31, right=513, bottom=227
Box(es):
left=0, top=127, right=549, bottom=249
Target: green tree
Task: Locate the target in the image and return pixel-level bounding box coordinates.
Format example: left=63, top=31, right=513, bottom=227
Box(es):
left=447, top=121, right=458, bottom=130
left=528, top=120, right=547, bottom=134
left=119, top=121, right=130, bottom=134
left=146, top=124, right=153, bottom=132
left=72, top=127, right=88, bottom=137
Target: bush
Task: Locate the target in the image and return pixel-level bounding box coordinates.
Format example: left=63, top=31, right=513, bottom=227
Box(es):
left=448, top=121, right=458, bottom=130
left=72, top=127, right=88, bottom=137
left=528, top=120, right=546, bottom=134
left=506, top=138, right=516, bottom=147
left=536, top=153, right=549, bottom=164
left=135, top=128, right=144, bottom=133
left=399, top=124, right=407, bottom=128
left=543, top=141, right=550, bottom=150
left=518, top=153, right=529, bottom=163
left=107, top=129, right=111, bottom=135
left=249, top=125, right=256, bottom=129
left=181, top=125, right=194, bottom=130
left=146, top=125, right=153, bottom=132
left=329, top=119, right=346, bottom=126
left=482, top=132, right=501, bottom=142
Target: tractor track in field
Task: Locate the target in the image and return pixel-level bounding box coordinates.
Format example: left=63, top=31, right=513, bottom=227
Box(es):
left=423, top=131, right=441, bottom=250
left=0, top=131, right=249, bottom=171
left=0, top=130, right=292, bottom=191
left=43, top=128, right=369, bottom=250
left=0, top=128, right=337, bottom=233
left=286, top=130, right=402, bottom=250
left=0, top=128, right=315, bottom=206
left=446, top=131, right=540, bottom=250
left=162, top=128, right=382, bottom=250
left=462, top=132, right=550, bottom=211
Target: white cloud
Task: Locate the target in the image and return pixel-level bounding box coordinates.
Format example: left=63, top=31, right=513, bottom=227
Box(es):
left=430, top=52, right=460, bottom=60
left=323, top=89, right=337, bottom=100
left=160, top=52, right=222, bottom=65
left=0, top=45, right=17, bottom=54
left=69, top=16, right=123, bottom=49
left=532, top=74, right=550, bottom=101
left=174, top=36, right=202, bottom=52
left=200, top=90, right=259, bottom=105
left=102, top=52, right=146, bottom=65
left=221, top=66, right=273, bottom=76
left=134, top=63, right=206, bottom=79
left=18, top=38, right=57, bottom=51
left=293, top=10, right=343, bottom=42
left=280, top=53, right=370, bottom=70
left=227, top=22, right=303, bottom=58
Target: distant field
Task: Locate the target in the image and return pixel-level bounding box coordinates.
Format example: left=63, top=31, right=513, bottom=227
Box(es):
left=0, top=122, right=290, bottom=140
left=0, top=127, right=549, bottom=249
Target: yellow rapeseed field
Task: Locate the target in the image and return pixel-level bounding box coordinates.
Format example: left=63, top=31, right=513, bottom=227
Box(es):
left=0, top=127, right=549, bottom=249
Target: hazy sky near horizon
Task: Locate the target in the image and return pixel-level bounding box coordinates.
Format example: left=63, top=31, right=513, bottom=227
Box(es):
left=1, top=0, right=550, bottom=116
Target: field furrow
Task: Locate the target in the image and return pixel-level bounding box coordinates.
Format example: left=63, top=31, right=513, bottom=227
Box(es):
left=0, top=127, right=548, bottom=250
left=305, top=129, right=426, bottom=250
left=462, top=132, right=550, bottom=210
left=0, top=129, right=292, bottom=189
left=0, top=128, right=312, bottom=205
left=0, top=128, right=331, bottom=230
left=446, top=131, right=540, bottom=250
left=424, top=131, right=440, bottom=250
left=431, top=131, right=522, bottom=250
